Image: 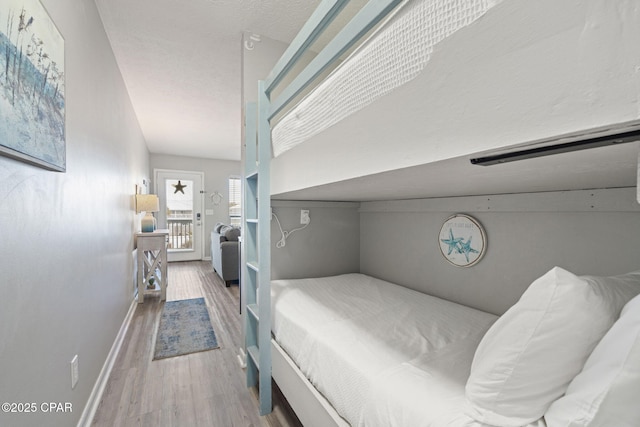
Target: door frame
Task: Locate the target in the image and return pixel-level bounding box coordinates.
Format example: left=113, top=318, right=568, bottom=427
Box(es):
left=154, top=168, right=205, bottom=262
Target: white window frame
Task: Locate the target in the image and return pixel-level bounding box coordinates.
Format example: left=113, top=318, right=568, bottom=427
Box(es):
left=228, top=176, right=242, bottom=226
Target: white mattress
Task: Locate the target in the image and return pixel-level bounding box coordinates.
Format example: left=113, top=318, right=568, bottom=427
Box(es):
left=270, top=273, right=498, bottom=426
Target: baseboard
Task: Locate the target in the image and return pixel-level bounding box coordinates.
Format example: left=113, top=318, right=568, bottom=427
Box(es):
left=77, top=298, right=138, bottom=427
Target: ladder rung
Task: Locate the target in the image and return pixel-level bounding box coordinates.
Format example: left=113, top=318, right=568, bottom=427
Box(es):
left=246, top=218, right=258, bottom=224
left=247, top=345, right=260, bottom=369
left=247, top=304, right=259, bottom=321
left=247, top=261, right=259, bottom=272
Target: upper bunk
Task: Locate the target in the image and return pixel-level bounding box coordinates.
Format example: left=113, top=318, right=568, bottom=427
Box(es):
left=260, top=0, right=640, bottom=202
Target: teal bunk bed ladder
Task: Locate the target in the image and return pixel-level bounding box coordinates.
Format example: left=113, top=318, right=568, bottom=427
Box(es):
left=242, top=0, right=402, bottom=417
left=243, top=83, right=272, bottom=416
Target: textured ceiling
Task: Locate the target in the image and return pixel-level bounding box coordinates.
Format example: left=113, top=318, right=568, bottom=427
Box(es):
left=95, top=0, right=324, bottom=161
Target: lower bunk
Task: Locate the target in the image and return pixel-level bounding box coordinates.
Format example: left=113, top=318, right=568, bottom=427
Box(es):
left=269, top=271, right=640, bottom=427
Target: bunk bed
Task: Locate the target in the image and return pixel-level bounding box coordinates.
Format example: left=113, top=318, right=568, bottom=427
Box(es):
left=269, top=270, right=640, bottom=427
left=241, top=0, right=640, bottom=425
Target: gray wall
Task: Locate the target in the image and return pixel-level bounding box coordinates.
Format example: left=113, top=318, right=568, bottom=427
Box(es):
left=0, top=1, right=149, bottom=426
left=360, top=188, right=640, bottom=315
left=149, top=154, right=241, bottom=259
left=271, top=201, right=360, bottom=280
left=268, top=189, right=640, bottom=315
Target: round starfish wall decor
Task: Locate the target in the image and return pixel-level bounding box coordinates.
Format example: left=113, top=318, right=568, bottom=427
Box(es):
left=439, top=214, right=487, bottom=267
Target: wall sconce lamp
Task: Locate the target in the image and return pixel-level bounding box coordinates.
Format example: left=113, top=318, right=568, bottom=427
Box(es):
left=136, top=194, right=160, bottom=232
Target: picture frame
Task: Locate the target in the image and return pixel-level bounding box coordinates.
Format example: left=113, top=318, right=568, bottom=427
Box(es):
left=0, top=0, right=65, bottom=171
left=439, top=214, right=487, bottom=267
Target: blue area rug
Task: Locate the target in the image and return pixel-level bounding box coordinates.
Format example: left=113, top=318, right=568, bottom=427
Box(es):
left=153, top=297, right=219, bottom=360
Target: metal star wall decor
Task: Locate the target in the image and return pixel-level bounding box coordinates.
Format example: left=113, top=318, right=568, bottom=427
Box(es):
left=173, top=180, right=187, bottom=194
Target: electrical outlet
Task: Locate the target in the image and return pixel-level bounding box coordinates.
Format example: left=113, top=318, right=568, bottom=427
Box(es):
left=70, top=355, right=79, bottom=389
left=300, top=209, right=310, bottom=225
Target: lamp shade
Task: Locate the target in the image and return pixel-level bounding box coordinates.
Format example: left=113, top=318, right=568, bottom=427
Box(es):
left=136, top=194, right=159, bottom=213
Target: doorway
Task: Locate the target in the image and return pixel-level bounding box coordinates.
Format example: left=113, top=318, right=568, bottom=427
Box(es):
left=154, top=169, right=204, bottom=262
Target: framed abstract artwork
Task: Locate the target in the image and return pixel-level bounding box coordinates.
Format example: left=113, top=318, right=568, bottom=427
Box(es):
left=439, top=214, right=487, bottom=267
left=0, top=0, right=65, bottom=171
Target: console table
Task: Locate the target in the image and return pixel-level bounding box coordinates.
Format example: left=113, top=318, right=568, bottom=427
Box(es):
left=136, top=229, right=169, bottom=303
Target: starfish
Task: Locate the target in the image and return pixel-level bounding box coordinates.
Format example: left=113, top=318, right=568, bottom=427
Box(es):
left=441, top=228, right=463, bottom=255
left=172, top=180, right=186, bottom=194
left=459, top=236, right=479, bottom=262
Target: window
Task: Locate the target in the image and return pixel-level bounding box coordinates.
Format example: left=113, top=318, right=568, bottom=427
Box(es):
left=165, top=179, right=194, bottom=250
left=229, top=177, right=241, bottom=226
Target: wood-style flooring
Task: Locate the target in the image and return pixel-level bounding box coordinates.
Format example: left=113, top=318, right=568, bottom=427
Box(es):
left=91, top=261, right=301, bottom=427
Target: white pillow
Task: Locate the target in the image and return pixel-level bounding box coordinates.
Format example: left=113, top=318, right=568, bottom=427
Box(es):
left=545, top=294, right=640, bottom=427
left=465, top=267, right=640, bottom=427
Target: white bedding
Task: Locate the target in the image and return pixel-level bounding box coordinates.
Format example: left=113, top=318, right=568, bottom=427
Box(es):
left=270, top=273, right=498, bottom=426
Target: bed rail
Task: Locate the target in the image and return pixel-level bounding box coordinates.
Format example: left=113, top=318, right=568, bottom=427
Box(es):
left=264, top=0, right=349, bottom=96
left=267, top=0, right=402, bottom=121
left=243, top=0, right=402, bottom=416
